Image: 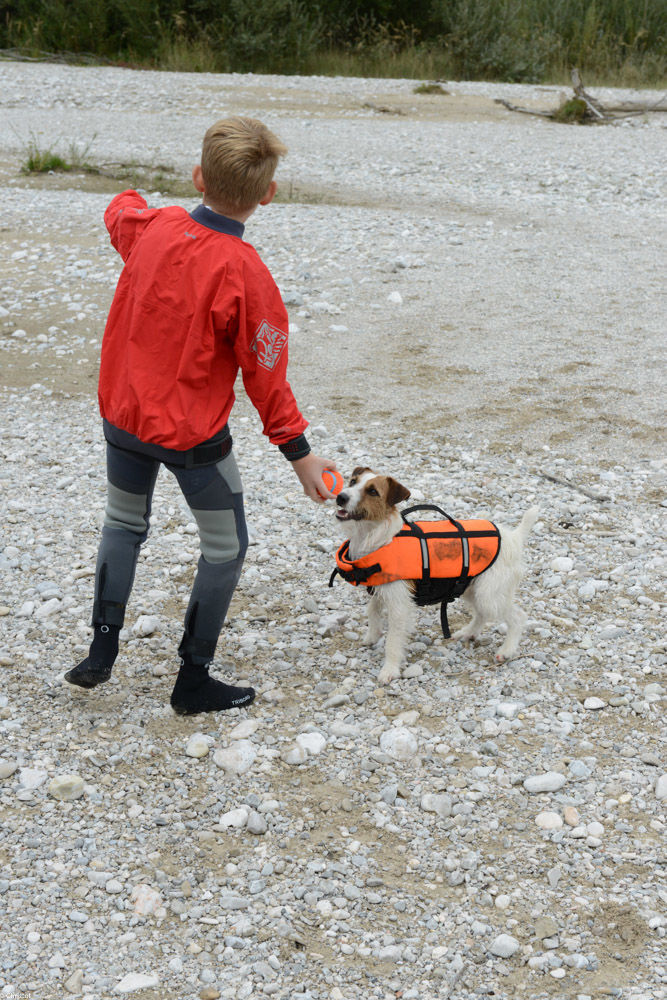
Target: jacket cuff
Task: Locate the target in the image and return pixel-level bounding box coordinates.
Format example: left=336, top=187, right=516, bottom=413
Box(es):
left=279, top=434, right=311, bottom=461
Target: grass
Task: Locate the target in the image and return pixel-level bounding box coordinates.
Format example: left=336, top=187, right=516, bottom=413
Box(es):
left=20, top=134, right=98, bottom=175
left=413, top=82, right=449, bottom=95
left=18, top=132, right=195, bottom=197
left=5, top=39, right=665, bottom=89
left=22, top=148, right=71, bottom=173
left=553, top=97, right=590, bottom=123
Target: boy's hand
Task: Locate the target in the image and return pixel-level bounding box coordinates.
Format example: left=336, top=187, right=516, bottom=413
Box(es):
left=291, top=454, right=340, bottom=503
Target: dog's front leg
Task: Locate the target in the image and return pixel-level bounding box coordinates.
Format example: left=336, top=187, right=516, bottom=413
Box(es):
left=377, top=581, right=416, bottom=685
left=363, top=591, right=383, bottom=647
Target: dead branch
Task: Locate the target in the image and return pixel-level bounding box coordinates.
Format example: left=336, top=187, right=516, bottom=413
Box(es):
left=496, top=69, right=667, bottom=124
left=495, top=99, right=555, bottom=117
left=571, top=67, right=606, bottom=118
left=537, top=470, right=611, bottom=502
left=362, top=102, right=406, bottom=116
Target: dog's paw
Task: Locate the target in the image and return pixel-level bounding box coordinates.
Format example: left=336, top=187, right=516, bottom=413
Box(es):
left=495, top=643, right=517, bottom=663
left=451, top=627, right=475, bottom=643
left=363, top=629, right=382, bottom=647
left=377, top=664, right=401, bottom=685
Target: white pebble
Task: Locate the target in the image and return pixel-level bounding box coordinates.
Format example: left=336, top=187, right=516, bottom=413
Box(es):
left=64, top=969, right=84, bottom=993
left=282, top=744, right=308, bottom=765
left=496, top=701, right=523, bottom=719
left=132, top=615, right=159, bottom=637
left=420, top=793, right=452, bottom=818
left=48, top=774, right=85, bottom=801
left=535, top=810, right=563, bottom=830
left=19, top=767, right=48, bottom=790
left=296, top=731, right=326, bottom=755
left=551, top=556, right=574, bottom=572
left=523, top=772, right=566, bottom=794
left=213, top=740, right=256, bottom=775
left=34, top=597, right=61, bottom=619
left=219, top=806, right=249, bottom=828
left=131, top=884, right=162, bottom=915
left=185, top=734, right=211, bottom=759
left=116, top=972, right=159, bottom=993
left=229, top=719, right=259, bottom=740
left=489, top=934, right=520, bottom=958
left=380, top=726, right=418, bottom=761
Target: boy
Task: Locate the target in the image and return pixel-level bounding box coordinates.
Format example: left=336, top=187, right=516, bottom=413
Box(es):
left=66, top=117, right=337, bottom=714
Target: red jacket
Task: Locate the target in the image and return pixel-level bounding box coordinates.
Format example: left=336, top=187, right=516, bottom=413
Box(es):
left=98, top=191, right=308, bottom=450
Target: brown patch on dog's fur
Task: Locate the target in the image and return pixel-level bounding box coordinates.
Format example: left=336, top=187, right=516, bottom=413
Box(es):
left=353, top=475, right=411, bottom=521
left=350, top=466, right=373, bottom=483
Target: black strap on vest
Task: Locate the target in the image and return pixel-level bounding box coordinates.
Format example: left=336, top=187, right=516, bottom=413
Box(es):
left=401, top=503, right=471, bottom=639
left=329, top=540, right=381, bottom=588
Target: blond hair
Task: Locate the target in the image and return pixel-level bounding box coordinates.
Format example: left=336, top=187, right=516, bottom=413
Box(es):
left=200, top=117, right=287, bottom=210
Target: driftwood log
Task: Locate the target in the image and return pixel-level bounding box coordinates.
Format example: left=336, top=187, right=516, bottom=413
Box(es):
left=496, top=68, right=667, bottom=123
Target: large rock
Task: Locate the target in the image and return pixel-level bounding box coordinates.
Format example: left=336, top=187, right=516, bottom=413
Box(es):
left=48, top=774, right=85, bottom=801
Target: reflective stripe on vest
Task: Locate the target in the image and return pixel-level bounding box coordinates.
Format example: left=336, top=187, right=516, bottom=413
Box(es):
left=334, top=519, right=501, bottom=589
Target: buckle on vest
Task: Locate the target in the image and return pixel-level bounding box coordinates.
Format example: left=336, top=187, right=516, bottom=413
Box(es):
left=329, top=562, right=381, bottom=588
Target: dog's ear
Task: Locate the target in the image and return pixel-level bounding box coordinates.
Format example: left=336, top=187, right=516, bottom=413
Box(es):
left=386, top=478, right=411, bottom=506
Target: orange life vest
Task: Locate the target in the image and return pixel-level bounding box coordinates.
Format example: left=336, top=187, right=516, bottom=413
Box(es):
left=331, top=506, right=501, bottom=636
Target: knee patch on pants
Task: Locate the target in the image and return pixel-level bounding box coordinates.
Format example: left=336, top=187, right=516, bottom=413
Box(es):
left=190, top=507, right=242, bottom=563
left=170, top=454, right=247, bottom=566
left=104, top=483, right=151, bottom=536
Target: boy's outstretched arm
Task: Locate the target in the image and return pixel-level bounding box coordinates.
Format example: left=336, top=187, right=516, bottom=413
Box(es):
left=291, top=453, right=339, bottom=503
left=104, top=190, right=161, bottom=261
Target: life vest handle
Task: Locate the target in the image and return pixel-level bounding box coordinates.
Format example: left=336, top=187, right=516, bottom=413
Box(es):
left=402, top=503, right=457, bottom=524
left=401, top=503, right=465, bottom=534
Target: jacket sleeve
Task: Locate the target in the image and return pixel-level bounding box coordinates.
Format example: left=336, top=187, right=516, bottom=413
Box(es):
left=231, top=259, right=309, bottom=448
left=104, top=190, right=162, bottom=262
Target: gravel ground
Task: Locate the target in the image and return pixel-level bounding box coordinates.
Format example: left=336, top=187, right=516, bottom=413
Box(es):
left=0, top=62, right=665, bottom=1000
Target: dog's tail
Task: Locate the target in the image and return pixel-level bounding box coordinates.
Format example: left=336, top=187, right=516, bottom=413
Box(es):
left=516, top=506, right=540, bottom=543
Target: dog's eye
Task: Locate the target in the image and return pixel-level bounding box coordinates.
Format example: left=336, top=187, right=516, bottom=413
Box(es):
left=349, top=478, right=357, bottom=486
left=367, top=486, right=379, bottom=496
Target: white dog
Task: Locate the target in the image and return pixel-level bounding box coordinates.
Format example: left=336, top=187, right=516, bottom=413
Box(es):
left=334, top=467, right=539, bottom=684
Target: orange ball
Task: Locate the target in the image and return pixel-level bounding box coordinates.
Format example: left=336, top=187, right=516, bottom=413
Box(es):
left=320, top=469, right=344, bottom=497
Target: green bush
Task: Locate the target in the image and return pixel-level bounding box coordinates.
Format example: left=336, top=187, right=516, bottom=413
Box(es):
left=221, top=0, right=325, bottom=73
left=1, top=0, right=664, bottom=84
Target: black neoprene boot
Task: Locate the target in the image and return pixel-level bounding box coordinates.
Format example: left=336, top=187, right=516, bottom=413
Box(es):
left=170, top=661, right=255, bottom=715
left=65, top=624, right=120, bottom=688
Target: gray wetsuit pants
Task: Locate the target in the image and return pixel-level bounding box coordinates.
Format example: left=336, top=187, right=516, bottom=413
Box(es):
left=92, top=436, right=247, bottom=667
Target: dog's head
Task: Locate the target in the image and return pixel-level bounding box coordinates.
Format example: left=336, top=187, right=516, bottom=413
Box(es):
left=335, top=467, right=411, bottom=524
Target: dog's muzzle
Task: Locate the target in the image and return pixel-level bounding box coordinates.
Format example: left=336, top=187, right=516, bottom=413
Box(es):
left=335, top=492, right=363, bottom=521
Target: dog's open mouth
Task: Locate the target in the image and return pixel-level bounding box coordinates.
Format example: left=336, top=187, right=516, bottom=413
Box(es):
left=335, top=509, right=363, bottom=522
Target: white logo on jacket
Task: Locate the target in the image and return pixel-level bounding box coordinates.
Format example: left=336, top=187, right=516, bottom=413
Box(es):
left=251, top=320, right=287, bottom=371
